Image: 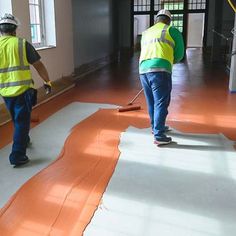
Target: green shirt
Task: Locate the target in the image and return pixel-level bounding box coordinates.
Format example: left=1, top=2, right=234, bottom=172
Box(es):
left=139, top=26, right=185, bottom=74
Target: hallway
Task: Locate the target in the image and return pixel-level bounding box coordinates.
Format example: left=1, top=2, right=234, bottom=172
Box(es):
left=0, top=48, right=236, bottom=235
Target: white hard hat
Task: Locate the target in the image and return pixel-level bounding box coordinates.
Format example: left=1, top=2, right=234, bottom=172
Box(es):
left=0, top=13, right=19, bottom=26
left=156, top=9, right=172, bottom=20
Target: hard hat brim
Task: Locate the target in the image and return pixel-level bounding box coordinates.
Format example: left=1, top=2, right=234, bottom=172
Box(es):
left=156, top=14, right=171, bottom=20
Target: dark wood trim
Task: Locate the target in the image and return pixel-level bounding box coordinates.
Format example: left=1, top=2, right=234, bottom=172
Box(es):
left=188, top=9, right=208, bottom=13
left=150, top=0, right=155, bottom=26
left=183, top=0, right=188, bottom=47
left=203, top=0, right=209, bottom=48
left=211, top=0, right=224, bottom=62
left=131, top=0, right=134, bottom=49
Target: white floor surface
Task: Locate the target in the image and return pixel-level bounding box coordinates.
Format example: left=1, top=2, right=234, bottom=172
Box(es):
left=85, top=127, right=236, bottom=236
left=0, top=102, right=116, bottom=208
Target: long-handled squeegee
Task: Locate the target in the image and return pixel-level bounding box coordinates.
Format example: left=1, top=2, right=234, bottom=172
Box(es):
left=118, top=88, right=143, bottom=112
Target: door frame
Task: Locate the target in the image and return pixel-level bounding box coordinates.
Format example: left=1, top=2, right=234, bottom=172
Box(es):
left=131, top=0, right=209, bottom=49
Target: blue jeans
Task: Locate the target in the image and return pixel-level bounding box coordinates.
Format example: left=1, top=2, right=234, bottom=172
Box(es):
left=3, top=89, right=33, bottom=164
left=140, top=72, right=172, bottom=138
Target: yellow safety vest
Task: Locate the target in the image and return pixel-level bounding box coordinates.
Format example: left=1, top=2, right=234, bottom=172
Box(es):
left=139, top=22, right=175, bottom=66
left=0, top=36, right=33, bottom=97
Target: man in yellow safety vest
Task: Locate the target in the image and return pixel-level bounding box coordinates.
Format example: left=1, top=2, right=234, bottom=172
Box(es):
left=139, top=9, right=184, bottom=145
left=0, top=13, right=52, bottom=167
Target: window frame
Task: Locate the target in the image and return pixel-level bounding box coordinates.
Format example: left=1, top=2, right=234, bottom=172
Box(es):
left=29, top=0, right=46, bottom=48
left=132, top=0, right=209, bottom=48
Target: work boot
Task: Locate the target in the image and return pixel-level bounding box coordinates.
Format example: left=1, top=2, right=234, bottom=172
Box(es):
left=13, top=157, right=30, bottom=168
left=154, top=135, right=172, bottom=145
left=9, top=154, right=30, bottom=167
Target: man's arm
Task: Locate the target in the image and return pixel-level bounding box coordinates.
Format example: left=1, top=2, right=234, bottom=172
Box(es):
left=32, top=60, right=51, bottom=94
left=26, top=41, right=50, bottom=83
left=169, top=27, right=185, bottom=63
left=26, top=41, right=51, bottom=93
left=32, top=60, right=50, bottom=83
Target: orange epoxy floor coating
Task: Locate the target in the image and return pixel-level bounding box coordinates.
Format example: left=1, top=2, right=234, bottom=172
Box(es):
left=0, top=49, right=236, bottom=235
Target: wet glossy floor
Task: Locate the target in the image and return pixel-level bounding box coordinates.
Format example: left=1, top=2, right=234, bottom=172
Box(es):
left=0, top=48, right=235, bottom=148
left=0, top=48, right=236, bottom=235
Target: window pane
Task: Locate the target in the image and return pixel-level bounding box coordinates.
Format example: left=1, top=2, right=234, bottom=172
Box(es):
left=171, top=14, right=184, bottom=32
left=31, top=24, right=41, bottom=44
left=154, top=0, right=184, bottom=11
left=134, top=0, right=151, bottom=12
left=29, top=5, right=40, bottom=24
left=188, top=0, right=206, bottom=10
left=29, top=0, right=43, bottom=46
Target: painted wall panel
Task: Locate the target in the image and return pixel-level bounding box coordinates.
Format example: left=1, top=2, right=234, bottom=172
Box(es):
left=118, top=0, right=131, bottom=49
left=72, top=0, right=114, bottom=67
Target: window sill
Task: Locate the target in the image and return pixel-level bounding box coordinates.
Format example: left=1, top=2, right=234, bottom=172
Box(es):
left=35, top=45, right=56, bottom=51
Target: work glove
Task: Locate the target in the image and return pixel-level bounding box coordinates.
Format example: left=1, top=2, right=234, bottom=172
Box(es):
left=44, top=81, right=52, bottom=94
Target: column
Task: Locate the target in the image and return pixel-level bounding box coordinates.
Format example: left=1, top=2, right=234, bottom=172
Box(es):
left=229, top=13, right=236, bottom=92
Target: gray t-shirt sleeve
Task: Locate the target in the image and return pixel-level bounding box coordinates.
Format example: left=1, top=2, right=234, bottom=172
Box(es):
left=25, top=41, right=41, bottom=64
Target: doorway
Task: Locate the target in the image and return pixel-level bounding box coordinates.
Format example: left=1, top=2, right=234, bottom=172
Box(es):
left=133, top=15, right=150, bottom=51
left=132, top=0, right=209, bottom=49
left=187, top=13, right=205, bottom=48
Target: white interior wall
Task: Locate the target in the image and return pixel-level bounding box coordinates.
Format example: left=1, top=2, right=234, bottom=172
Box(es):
left=35, top=0, right=74, bottom=88
left=3, top=0, right=74, bottom=90
left=11, top=0, right=31, bottom=42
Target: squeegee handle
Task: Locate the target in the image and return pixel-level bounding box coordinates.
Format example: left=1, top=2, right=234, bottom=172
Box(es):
left=128, top=88, right=144, bottom=105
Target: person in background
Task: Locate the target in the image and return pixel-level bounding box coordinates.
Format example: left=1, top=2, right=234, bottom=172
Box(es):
left=0, top=13, right=52, bottom=167
left=139, top=9, right=184, bottom=145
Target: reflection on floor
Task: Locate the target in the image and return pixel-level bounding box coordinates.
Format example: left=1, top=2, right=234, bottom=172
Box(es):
left=85, top=127, right=236, bottom=236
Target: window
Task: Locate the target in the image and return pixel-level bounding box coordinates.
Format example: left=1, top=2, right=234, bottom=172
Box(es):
left=171, top=14, right=184, bottom=32
left=29, top=0, right=56, bottom=48
left=134, top=0, right=151, bottom=12
left=154, top=0, right=184, bottom=11
left=188, top=0, right=206, bottom=10
left=29, top=0, right=45, bottom=47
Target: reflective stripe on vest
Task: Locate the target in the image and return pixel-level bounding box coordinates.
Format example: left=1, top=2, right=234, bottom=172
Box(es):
left=0, top=37, right=32, bottom=96
left=0, top=66, right=30, bottom=73
left=0, top=38, right=30, bottom=75
left=0, top=79, right=32, bottom=88
left=139, top=23, right=175, bottom=66
left=142, top=25, right=175, bottom=49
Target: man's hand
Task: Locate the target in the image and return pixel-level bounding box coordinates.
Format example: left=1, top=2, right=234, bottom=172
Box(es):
left=32, top=60, right=51, bottom=93
left=44, top=81, right=52, bottom=94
